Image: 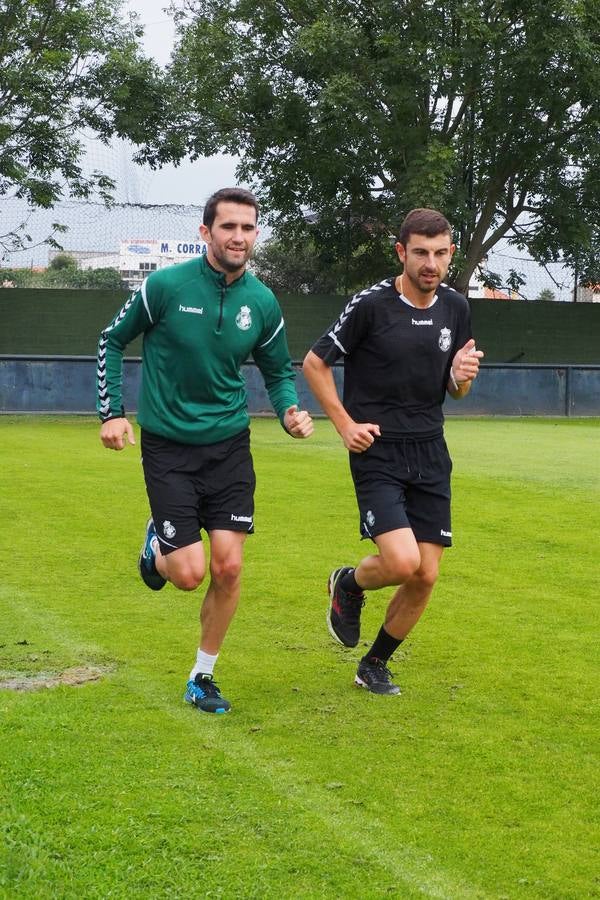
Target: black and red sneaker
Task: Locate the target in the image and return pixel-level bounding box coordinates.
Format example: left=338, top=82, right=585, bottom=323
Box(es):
left=327, top=567, right=365, bottom=648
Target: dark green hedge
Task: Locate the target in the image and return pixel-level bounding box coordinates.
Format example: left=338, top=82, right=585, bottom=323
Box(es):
left=1, top=287, right=598, bottom=364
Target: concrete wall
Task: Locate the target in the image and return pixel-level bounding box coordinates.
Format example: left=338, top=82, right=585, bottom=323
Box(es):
left=1, top=356, right=598, bottom=417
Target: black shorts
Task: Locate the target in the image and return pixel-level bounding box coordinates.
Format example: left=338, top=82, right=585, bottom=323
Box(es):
left=349, top=435, right=453, bottom=547
left=140, top=428, right=256, bottom=554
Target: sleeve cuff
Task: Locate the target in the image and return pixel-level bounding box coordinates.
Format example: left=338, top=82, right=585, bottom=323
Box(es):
left=99, top=407, right=125, bottom=423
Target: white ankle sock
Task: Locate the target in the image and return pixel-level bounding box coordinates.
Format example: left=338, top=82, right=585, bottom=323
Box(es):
left=190, top=649, right=218, bottom=680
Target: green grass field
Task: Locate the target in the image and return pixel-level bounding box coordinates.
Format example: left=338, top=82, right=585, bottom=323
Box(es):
left=1, top=416, right=598, bottom=899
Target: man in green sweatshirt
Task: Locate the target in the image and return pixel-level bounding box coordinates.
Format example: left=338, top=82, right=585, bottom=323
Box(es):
left=97, top=187, right=313, bottom=713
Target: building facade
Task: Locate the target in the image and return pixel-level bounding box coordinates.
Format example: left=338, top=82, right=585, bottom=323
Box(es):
left=118, top=239, right=207, bottom=289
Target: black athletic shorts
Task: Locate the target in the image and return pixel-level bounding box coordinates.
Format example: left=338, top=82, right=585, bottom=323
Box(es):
left=349, top=435, right=453, bottom=547
left=140, top=428, right=256, bottom=554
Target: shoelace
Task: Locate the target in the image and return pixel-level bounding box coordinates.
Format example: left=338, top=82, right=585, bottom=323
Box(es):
left=343, top=593, right=365, bottom=624
left=196, top=677, right=222, bottom=698
left=369, top=659, right=394, bottom=682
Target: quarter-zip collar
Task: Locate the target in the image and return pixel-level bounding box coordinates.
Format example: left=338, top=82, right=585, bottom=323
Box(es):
left=201, top=254, right=248, bottom=288
left=200, top=255, right=248, bottom=333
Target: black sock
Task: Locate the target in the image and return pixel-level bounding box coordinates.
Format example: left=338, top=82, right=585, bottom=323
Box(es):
left=363, top=626, right=403, bottom=664
left=340, top=568, right=363, bottom=594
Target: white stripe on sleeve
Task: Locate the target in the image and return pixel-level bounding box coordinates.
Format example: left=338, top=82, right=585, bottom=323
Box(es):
left=140, top=278, right=153, bottom=324
left=259, top=317, right=284, bottom=348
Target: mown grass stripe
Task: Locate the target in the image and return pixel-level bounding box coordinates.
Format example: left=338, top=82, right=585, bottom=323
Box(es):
left=1, top=586, right=484, bottom=899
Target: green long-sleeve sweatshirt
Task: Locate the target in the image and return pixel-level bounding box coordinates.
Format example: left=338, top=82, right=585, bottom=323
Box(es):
left=97, top=256, right=298, bottom=444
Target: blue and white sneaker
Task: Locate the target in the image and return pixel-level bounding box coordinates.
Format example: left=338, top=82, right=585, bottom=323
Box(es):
left=184, top=673, right=231, bottom=714
left=138, top=518, right=166, bottom=591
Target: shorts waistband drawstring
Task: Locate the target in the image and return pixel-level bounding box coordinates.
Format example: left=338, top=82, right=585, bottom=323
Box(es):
left=400, top=437, right=423, bottom=479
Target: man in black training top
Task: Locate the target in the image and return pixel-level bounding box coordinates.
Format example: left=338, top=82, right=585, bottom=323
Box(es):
left=97, top=187, right=313, bottom=714
left=303, top=208, right=483, bottom=695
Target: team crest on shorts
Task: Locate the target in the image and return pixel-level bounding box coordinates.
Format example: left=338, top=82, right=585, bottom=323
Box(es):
left=439, top=327, right=452, bottom=352
left=236, top=305, right=252, bottom=331
left=162, top=520, right=176, bottom=539
left=366, top=510, right=375, bottom=528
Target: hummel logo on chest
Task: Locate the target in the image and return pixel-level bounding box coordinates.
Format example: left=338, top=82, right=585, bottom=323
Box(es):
left=179, top=304, right=204, bottom=315
left=412, top=318, right=433, bottom=326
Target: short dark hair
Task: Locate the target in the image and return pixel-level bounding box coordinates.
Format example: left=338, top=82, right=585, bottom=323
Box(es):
left=397, top=208, right=452, bottom=246
left=203, top=187, right=259, bottom=228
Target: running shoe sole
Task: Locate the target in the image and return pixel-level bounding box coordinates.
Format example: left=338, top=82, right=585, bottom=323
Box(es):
left=138, top=518, right=167, bottom=591
left=327, top=568, right=351, bottom=646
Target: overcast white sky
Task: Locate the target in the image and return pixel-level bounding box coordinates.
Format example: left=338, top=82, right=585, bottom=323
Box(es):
left=121, top=0, right=239, bottom=205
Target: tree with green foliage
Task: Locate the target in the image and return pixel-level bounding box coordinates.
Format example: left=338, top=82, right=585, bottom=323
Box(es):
left=75, top=267, right=127, bottom=291
left=147, top=0, right=600, bottom=293
left=252, top=236, right=340, bottom=295
left=0, top=0, right=167, bottom=257
left=48, top=253, right=78, bottom=272
left=252, top=227, right=395, bottom=295
left=43, top=264, right=127, bottom=290
left=535, top=288, right=557, bottom=303
left=0, top=260, right=126, bottom=290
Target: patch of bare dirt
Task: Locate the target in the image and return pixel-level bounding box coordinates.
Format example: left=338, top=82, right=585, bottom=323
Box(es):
left=0, top=665, right=114, bottom=692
